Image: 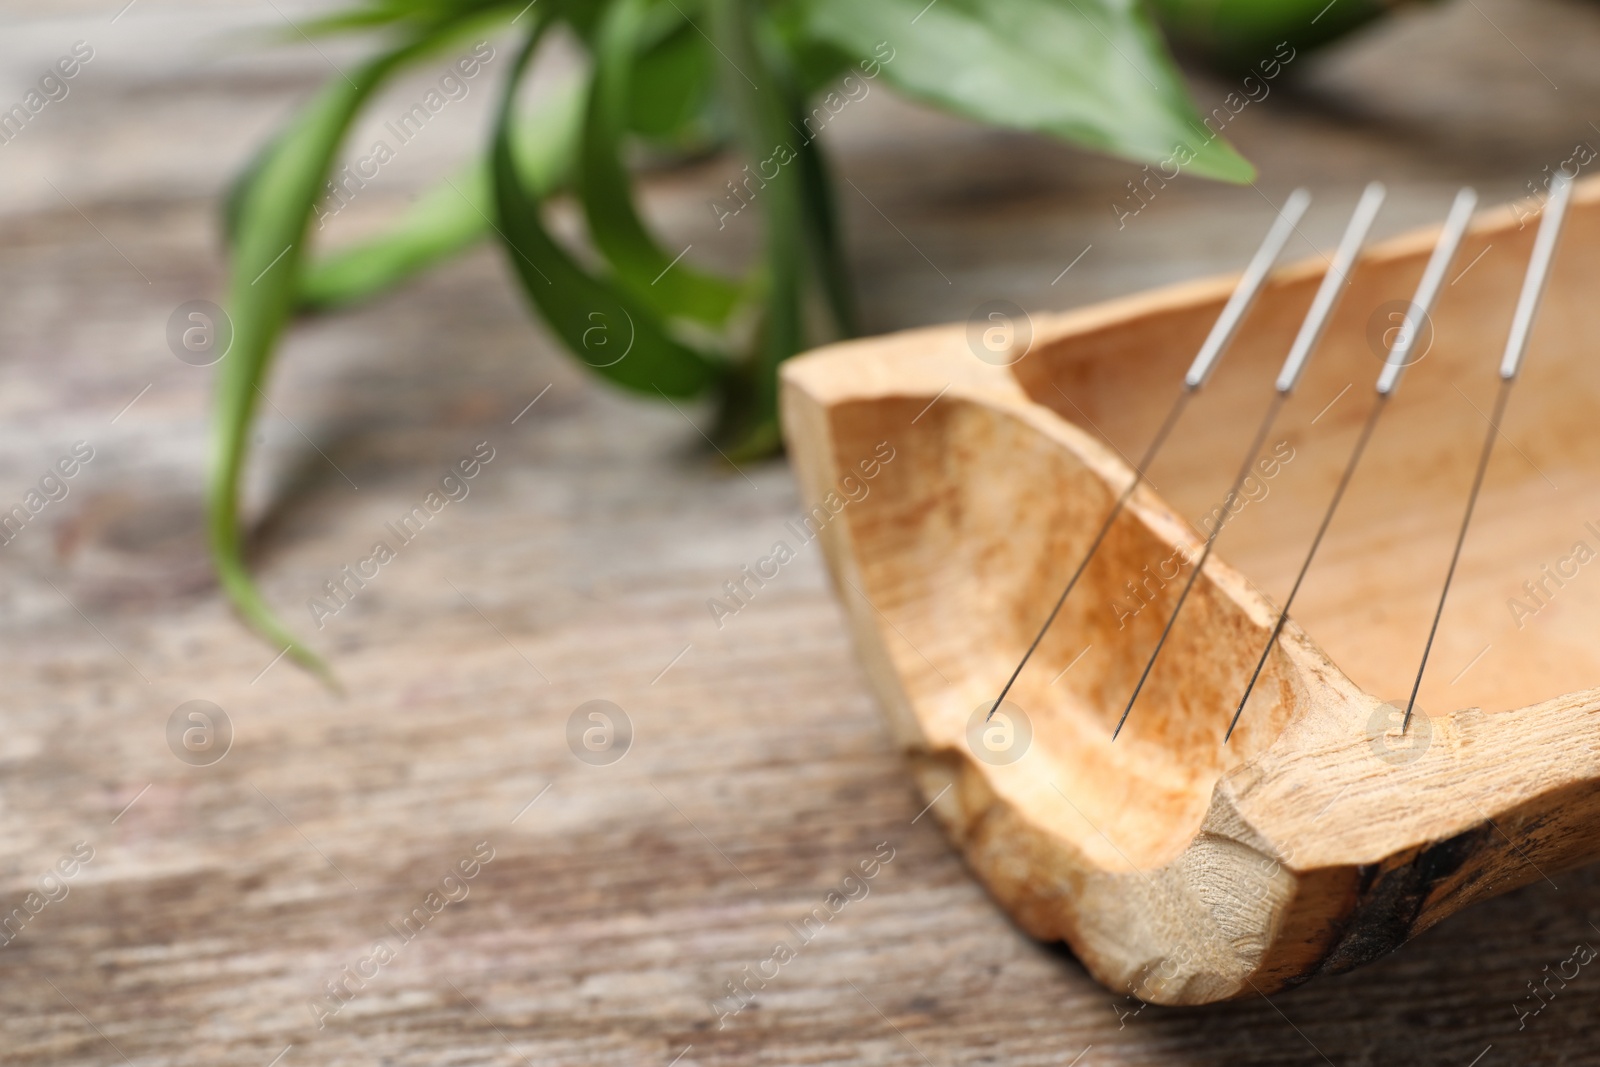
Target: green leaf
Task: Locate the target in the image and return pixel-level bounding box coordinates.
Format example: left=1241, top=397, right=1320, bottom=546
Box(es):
left=791, top=116, right=855, bottom=340
left=1147, top=0, right=1397, bottom=74
left=626, top=13, right=719, bottom=143
left=766, top=0, right=855, bottom=96
left=706, top=0, right=807, bottom=457
left=579, top=0, right=743, bottom=327
left=296, top=0, right=517, bottom=38
left=298, top=159, right=494, bottom=313
left=222, top=130, right=283, bottom=249
left=213, top=30, right=452, bottom=681
left=298, top=76, right=584, bottom=312
left=740, top=0, right=855, bottom=342
left=293, top=4, right=725, bottom=315
left=492, top=25, right=722, bottom=398
left=803, top=0, right=1255, bottom=183
left=762, top=17, right=854, bottom=341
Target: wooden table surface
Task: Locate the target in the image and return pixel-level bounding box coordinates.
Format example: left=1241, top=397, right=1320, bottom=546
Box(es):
left=4, top=1, right=1600, bottom=1063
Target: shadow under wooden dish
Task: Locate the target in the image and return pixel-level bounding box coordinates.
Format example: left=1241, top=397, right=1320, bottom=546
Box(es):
left=780, top=179, right=1600, bottom=1005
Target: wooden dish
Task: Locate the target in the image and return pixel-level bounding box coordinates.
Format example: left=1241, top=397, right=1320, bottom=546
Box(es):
left=780, top=179, right=1600, bottom=1005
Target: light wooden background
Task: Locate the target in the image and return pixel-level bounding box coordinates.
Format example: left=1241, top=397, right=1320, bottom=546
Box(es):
left=3, top=1, right=1600, bottom=1064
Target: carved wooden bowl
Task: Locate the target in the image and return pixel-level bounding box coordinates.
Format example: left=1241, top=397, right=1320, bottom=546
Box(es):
left=780, top=181, right=1600, bottom=1005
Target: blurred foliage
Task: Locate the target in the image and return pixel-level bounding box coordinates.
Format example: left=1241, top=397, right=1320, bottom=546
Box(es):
left=1148, top=0, right=1409, bottom=73
left=216, top=0, right=1383, bottom=673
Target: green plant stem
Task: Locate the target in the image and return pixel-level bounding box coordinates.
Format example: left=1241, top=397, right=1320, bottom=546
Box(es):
left=298, top=76, right=585, bottom=312
left=213, top=16, right=506, bottom=681
left=489, top=24, right=722, bottom=398
left=579, top=0, right=744, bottom=326
left=708, top=0, right=806, bottom=458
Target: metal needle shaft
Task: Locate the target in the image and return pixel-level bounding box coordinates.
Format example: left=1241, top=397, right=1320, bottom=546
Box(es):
left=1225, top=392, right=1386, bottom=742
left=1226, top=187, right=1479, bottom=743
left=983, top=190, right=1311, bottom=722
left=1114, top=182, right=1386, bottom=741
left=1399, top=173, right=1572, bottom=733
left=1111, top=393, right=1283, bottom=741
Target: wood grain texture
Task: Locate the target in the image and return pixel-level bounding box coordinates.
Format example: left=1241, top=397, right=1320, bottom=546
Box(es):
left=4, top=0, right=1600, bottom=1063
left=780, top=184, right=1600, bottom=1004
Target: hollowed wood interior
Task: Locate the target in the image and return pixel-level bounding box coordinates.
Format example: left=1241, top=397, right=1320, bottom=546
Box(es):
left=827, top=394, right=1302, bottom=872
left=1013, top=196, right=1600, bottom=731
left=781, top=183, right=1600, bottom=1002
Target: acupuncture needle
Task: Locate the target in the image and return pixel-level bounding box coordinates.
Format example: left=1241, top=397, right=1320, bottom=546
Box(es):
left=1224, top=186, right=1479, bottom=743
left=982, top=188, right=1312, bottom=723
left=1398, top=172, right=1573, bottom=734
left=1113, top=181, right=1387, bottom=742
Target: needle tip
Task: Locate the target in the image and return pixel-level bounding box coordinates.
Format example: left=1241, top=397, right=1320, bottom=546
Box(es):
left=1223, top=705, right=1245, bottom=745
